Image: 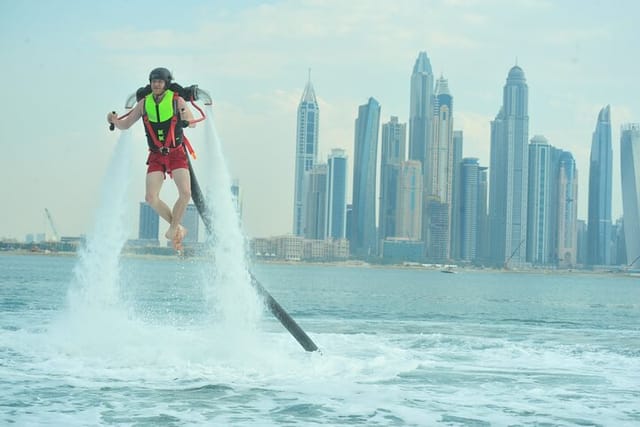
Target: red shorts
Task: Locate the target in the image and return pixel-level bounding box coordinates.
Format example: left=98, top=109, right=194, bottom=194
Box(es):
left=146, top=147, right=189, bottom=178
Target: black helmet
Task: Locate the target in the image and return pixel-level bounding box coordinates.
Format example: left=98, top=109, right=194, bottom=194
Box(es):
left=149, top=67, right=172, bottom=87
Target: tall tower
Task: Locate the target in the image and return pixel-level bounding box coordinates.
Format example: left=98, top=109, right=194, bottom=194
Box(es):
left=409, top=51, right=434, bottom=165
left=326, top=149, right=348, bottom=240
left=459, top=158, right=480, bottom=262
left=587, top=105, right=612, bottom=266
left=488, top=65, right=529, bottom=267
left=396, top=160, right=423, bottom=240
left=527, top=135, right=559, bottom=265
left=182, top=204, right=200, bottom=243
left=351, top=97, right=381, bottom=257
left=380, top=116, right=407, bottom=241
left=293, top=73, right=319, bottom=236
left=425, top=76, right=454, bottom=260
left=621, top=123, right=640, bottom=269
left=557, top=151, right=579, bottom=267
left=138, top=202, right=159, bottom=241
left=450, top=130, right=464, bottom=260
left=304, top=164, right=328, bottom=240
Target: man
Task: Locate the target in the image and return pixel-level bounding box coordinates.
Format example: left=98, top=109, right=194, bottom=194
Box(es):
left=107, top=67, right=196, bottom=250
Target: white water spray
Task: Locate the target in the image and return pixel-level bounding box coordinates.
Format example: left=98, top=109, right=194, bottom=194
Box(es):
left=197, top=107, right=263, bottom=330
left=67, top=132, right=134, bottom=312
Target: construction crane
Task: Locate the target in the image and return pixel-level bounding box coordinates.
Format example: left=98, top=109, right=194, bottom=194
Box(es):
left=44, top=208, right=60, bottom=242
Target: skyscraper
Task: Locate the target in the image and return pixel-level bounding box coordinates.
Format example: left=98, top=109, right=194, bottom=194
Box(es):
left=326, top=149, right=348, bottom=240
left=527, top=135, right=559, bottom=265
left=587, top=105, right=612, bottom=266
left=138, top=202, right=159, bottom=241
left=620, top=123, right=640, bottom=268
left=557, top=151, right=579, bottom=267
left=450, top=130, right=464, bottom=260
left=425, top=76, right=454, bottom=260
left=351, top=97, right=381, bottom=257
left=182, top=204, right=199, bottom=243
left=396, top=160, right=423, bottom=240
left=408, top=51, right=434, bottom=165
left=380, top=116, right=407, bottom=241
left=293, top=74, right=319, bottom=236
left=304, top=164, right=328, bottom=240
left=489, top=65, right=529, bottom=267
left=459, top=158, right=481, bottom=262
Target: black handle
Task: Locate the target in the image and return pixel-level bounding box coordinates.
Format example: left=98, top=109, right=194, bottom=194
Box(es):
left=109, top=111, right=116, bottom=131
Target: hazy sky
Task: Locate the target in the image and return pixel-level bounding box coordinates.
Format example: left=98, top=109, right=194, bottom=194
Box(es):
left=1, top=0, right=638, bottom=241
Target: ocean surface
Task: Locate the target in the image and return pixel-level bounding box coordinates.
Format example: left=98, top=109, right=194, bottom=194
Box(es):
left=1, top=253, right=639, bottom=426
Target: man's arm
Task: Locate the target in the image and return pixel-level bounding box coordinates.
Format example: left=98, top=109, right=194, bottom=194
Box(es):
left=107, top=101, right=143, bottom=130
left=177, top=97, right=196, bottom=128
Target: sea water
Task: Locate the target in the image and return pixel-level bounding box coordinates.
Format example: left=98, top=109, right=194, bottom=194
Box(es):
left=1, top=254, right=639, bottom=426
left=2, top=119, right=638, bottom=426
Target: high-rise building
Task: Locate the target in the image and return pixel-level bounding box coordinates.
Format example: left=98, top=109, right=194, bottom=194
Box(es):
left=138, top=202, right=159, bottom=241
left=182, top=204, right=199, bottom=243
left=304, top=164, right=328, bottom=240
left=557, top=151, right=579, bottom=267
left=450, top=130, right=464, bottom=260
left=408, top=51, right=434, bottom=165
left=459, top=158, right=481, bottom=262
left=293, top=74, right=319, bottom=236
left=576, top=219, right=588, bottom=265
left=396, top=160, right=423, bottom=240
left=457, top=158, right=488, bottom=263
left=527, top=135, right=560, bottom=265
left=425, top=77, right=454, bottom=260
left=351, top=97, right=381, bottom=257
left=620, top=123, right=640, bottom=268
left=477, top=166, right=489, bottom=262
left=489, top=65, right=529, bottom=267
left=587, top=105, right=612, bottom=266
left=380, top=116, right=407, bottom=241
left=326, top=149, right=348, bottom=240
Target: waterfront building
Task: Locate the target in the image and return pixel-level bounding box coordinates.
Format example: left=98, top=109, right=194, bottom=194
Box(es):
left=488, top=65, right=529, bottom=267
left=620, top=123, right=640, bottom=268
left=326, top=149, right=348, bottom=240
left=587, top=105, right=612, bottom=266
left=293, top=74, right=319, bottom=236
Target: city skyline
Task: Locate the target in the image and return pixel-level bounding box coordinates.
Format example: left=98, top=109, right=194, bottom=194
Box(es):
left=2, top=1, right=639, bottom=241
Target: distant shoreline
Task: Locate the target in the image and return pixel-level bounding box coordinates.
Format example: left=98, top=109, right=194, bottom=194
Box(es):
left=2, top=248, right=636, bottom=277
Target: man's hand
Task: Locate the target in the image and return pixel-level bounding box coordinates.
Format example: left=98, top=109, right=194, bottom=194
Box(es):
left=107, top=111, right=118, bottom=124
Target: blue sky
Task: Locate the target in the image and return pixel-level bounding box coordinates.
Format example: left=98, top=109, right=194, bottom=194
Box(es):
left=1, top=0, right=639, bottom=240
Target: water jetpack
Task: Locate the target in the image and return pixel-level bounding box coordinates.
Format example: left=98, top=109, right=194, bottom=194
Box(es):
left=124, top=83, right=213, bottom=109
left=110, top=82, right=213, bottom=132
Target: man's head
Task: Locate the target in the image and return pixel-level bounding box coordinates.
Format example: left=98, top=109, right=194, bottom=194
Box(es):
left=149, top=67, right=172, bottom=94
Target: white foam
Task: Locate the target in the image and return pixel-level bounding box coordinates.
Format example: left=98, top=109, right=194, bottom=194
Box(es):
left=196, top=108, right=263, bottom=331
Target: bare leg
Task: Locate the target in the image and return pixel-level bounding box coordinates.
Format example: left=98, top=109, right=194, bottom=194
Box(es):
left=169, top=168, right=192, bottom=247
left=145, top=171, right=173, bottom=224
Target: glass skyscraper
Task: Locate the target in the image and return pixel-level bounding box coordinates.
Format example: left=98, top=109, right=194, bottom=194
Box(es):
left=303, top=164, right=327, bottom=240
left=557, top=151, right=579, bottom=267
left=489, top=65, right=529, bottom=267
left=450, top=130, right=464, bottom=260
left=182, top=204, right=199, bottom=243
left=380, top=116, right=407, bottom=241
left=527, top=135, right=559, bottom=265
left=587, top=105, right=612, bottom=266
left=326, top=149, right=348, bottom=240
left=425, top=77, right=454, bottom=260
left=138, top=202, right=159, bottom=241
left=293, top=76, right=319, bottom=236
left=351, top=97, right=381, bottom=257
left=408, top=51, right=434, bottom=165
left=620, top=123, right=640, bottom=268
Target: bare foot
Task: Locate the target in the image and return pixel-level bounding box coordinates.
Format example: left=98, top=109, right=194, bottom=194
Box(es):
left=172, top=225, right=188, bottom=251
left=164, top=226, right=176, bottom=241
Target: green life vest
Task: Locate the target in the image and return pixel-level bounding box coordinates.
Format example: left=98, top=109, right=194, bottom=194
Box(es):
left=142, top=90, right=183, bottom=150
